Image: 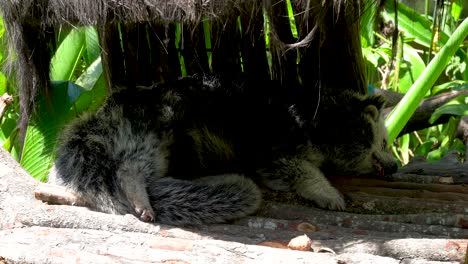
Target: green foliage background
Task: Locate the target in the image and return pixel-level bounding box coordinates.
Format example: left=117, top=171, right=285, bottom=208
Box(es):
left=0, top=1, right=467, bottom=181
left=362, top=1, right=468, bottom=165
left=0, top=24, right=107, bottom=181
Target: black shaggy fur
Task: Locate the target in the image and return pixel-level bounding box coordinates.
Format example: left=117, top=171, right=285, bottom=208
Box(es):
left=1, top=0, right=390, bottom=225
left=150, top=176, right=261, bottom=226
left=51, top=75, right=397, bottom=225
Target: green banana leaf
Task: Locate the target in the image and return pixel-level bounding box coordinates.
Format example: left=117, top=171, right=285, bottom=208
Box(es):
left=397, top=44, right=427, bottom=93
left=20, top=76, right=106, bottom=181
left=50, top=28, right=86, bottom=81
left=382, top=1, right=449, bottom=48
left=20, top=26, right=106, bottom=181
left=429, top=96, right=468, bottom=124
left=84, top=26, right=101, bottom=65
left=20, top=81, right=87, bottom=181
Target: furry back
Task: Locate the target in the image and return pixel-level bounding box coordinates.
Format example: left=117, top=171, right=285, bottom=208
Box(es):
left=51, top=76, right=397, bottom=225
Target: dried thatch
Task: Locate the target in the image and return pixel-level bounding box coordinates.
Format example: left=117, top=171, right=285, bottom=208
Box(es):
left=1, top=0, right=366, bottom=25
left=0, top=0, right=380, bottom=144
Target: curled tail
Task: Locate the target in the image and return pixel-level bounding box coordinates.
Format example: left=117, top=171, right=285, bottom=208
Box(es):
left=149, top=174, right=262, bottom=226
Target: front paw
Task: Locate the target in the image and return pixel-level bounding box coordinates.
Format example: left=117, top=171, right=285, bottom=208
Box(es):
left=297, top=184, right=345, bottom=210
left=311, top=188, right=345, bottom=210
left=134, top=206, right=155, bottom=222
left=129, top=194, right=155, bottom=222
left=125, top=187, right=155, bottom=222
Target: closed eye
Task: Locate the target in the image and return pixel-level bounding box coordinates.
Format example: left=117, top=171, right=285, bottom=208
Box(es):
left=382, top=139, right=388, bottom=150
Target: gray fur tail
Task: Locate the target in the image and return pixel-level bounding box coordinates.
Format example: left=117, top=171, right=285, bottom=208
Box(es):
left=149, top=174, right=262, bottom=226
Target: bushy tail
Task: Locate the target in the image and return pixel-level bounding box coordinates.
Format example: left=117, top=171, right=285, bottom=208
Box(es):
left=149, top=174, right=262, bottom=226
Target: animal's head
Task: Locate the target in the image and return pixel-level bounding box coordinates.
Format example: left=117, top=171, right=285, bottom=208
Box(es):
left=310, top=92, right=398, bottom=177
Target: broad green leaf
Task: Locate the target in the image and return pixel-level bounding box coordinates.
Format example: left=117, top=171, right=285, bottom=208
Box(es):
left=1, top=134, right=10, bottom=150
left=55, top=80, right=88, bottom=106
left=74, top=54, right=106, bottom=114
left=414, top=138, right=437, bottom=157
left=432, top=80, right=468, bottom=95
left=440, top=117, right=459, bottom=149
left=0, top=16, right=7, bottom=62
left=429, top=101, right=468, bottom=124
left=84, top=26, right=101, bottom=65
left=20, top=75, right=107, bottom=181
left=383, top=1, right=449, bottom=48
left=55, top=27, right=73, bottom=47
left=363, top=47, right=382, bottom=82
left=0, top=127, right=6, bottom=143
left=452, top=0, right=463, bottom=21
left=450, top=138, right=466, bottom=154
left=73, top=75, right=107, bottom=114
left=362, top=48, right=380, bottom=68
left=0, top=72, right=7, bottom=95
left=20, top=125, right=54, bottom=182
left=397, top=44, right=426, bottom=93
left=10, top=144, right=20, bottom=161
left=20, top=81, right=86, bottom=181
left=450, top=81, right=468, bottom=91
left=427, top=147, right=448, bottom=162
left=2, top=128, right=19, bottom=161
left=0, top=109, right=17, bottom=140
left=50, top=28, right=86, bottom=81
left=445, top=55, right=466, bottom=79
left=360, top=0, right=379, bottom=48
left=75, top=57, right=103, bottom=91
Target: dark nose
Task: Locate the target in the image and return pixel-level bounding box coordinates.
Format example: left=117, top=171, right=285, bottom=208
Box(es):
left=385, top=161, right=398, bottom=175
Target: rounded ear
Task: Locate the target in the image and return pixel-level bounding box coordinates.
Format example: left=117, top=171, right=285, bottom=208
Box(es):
left=364, top=104, right=380, bottom=122
left=368, top=95, right=386, bottom=110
